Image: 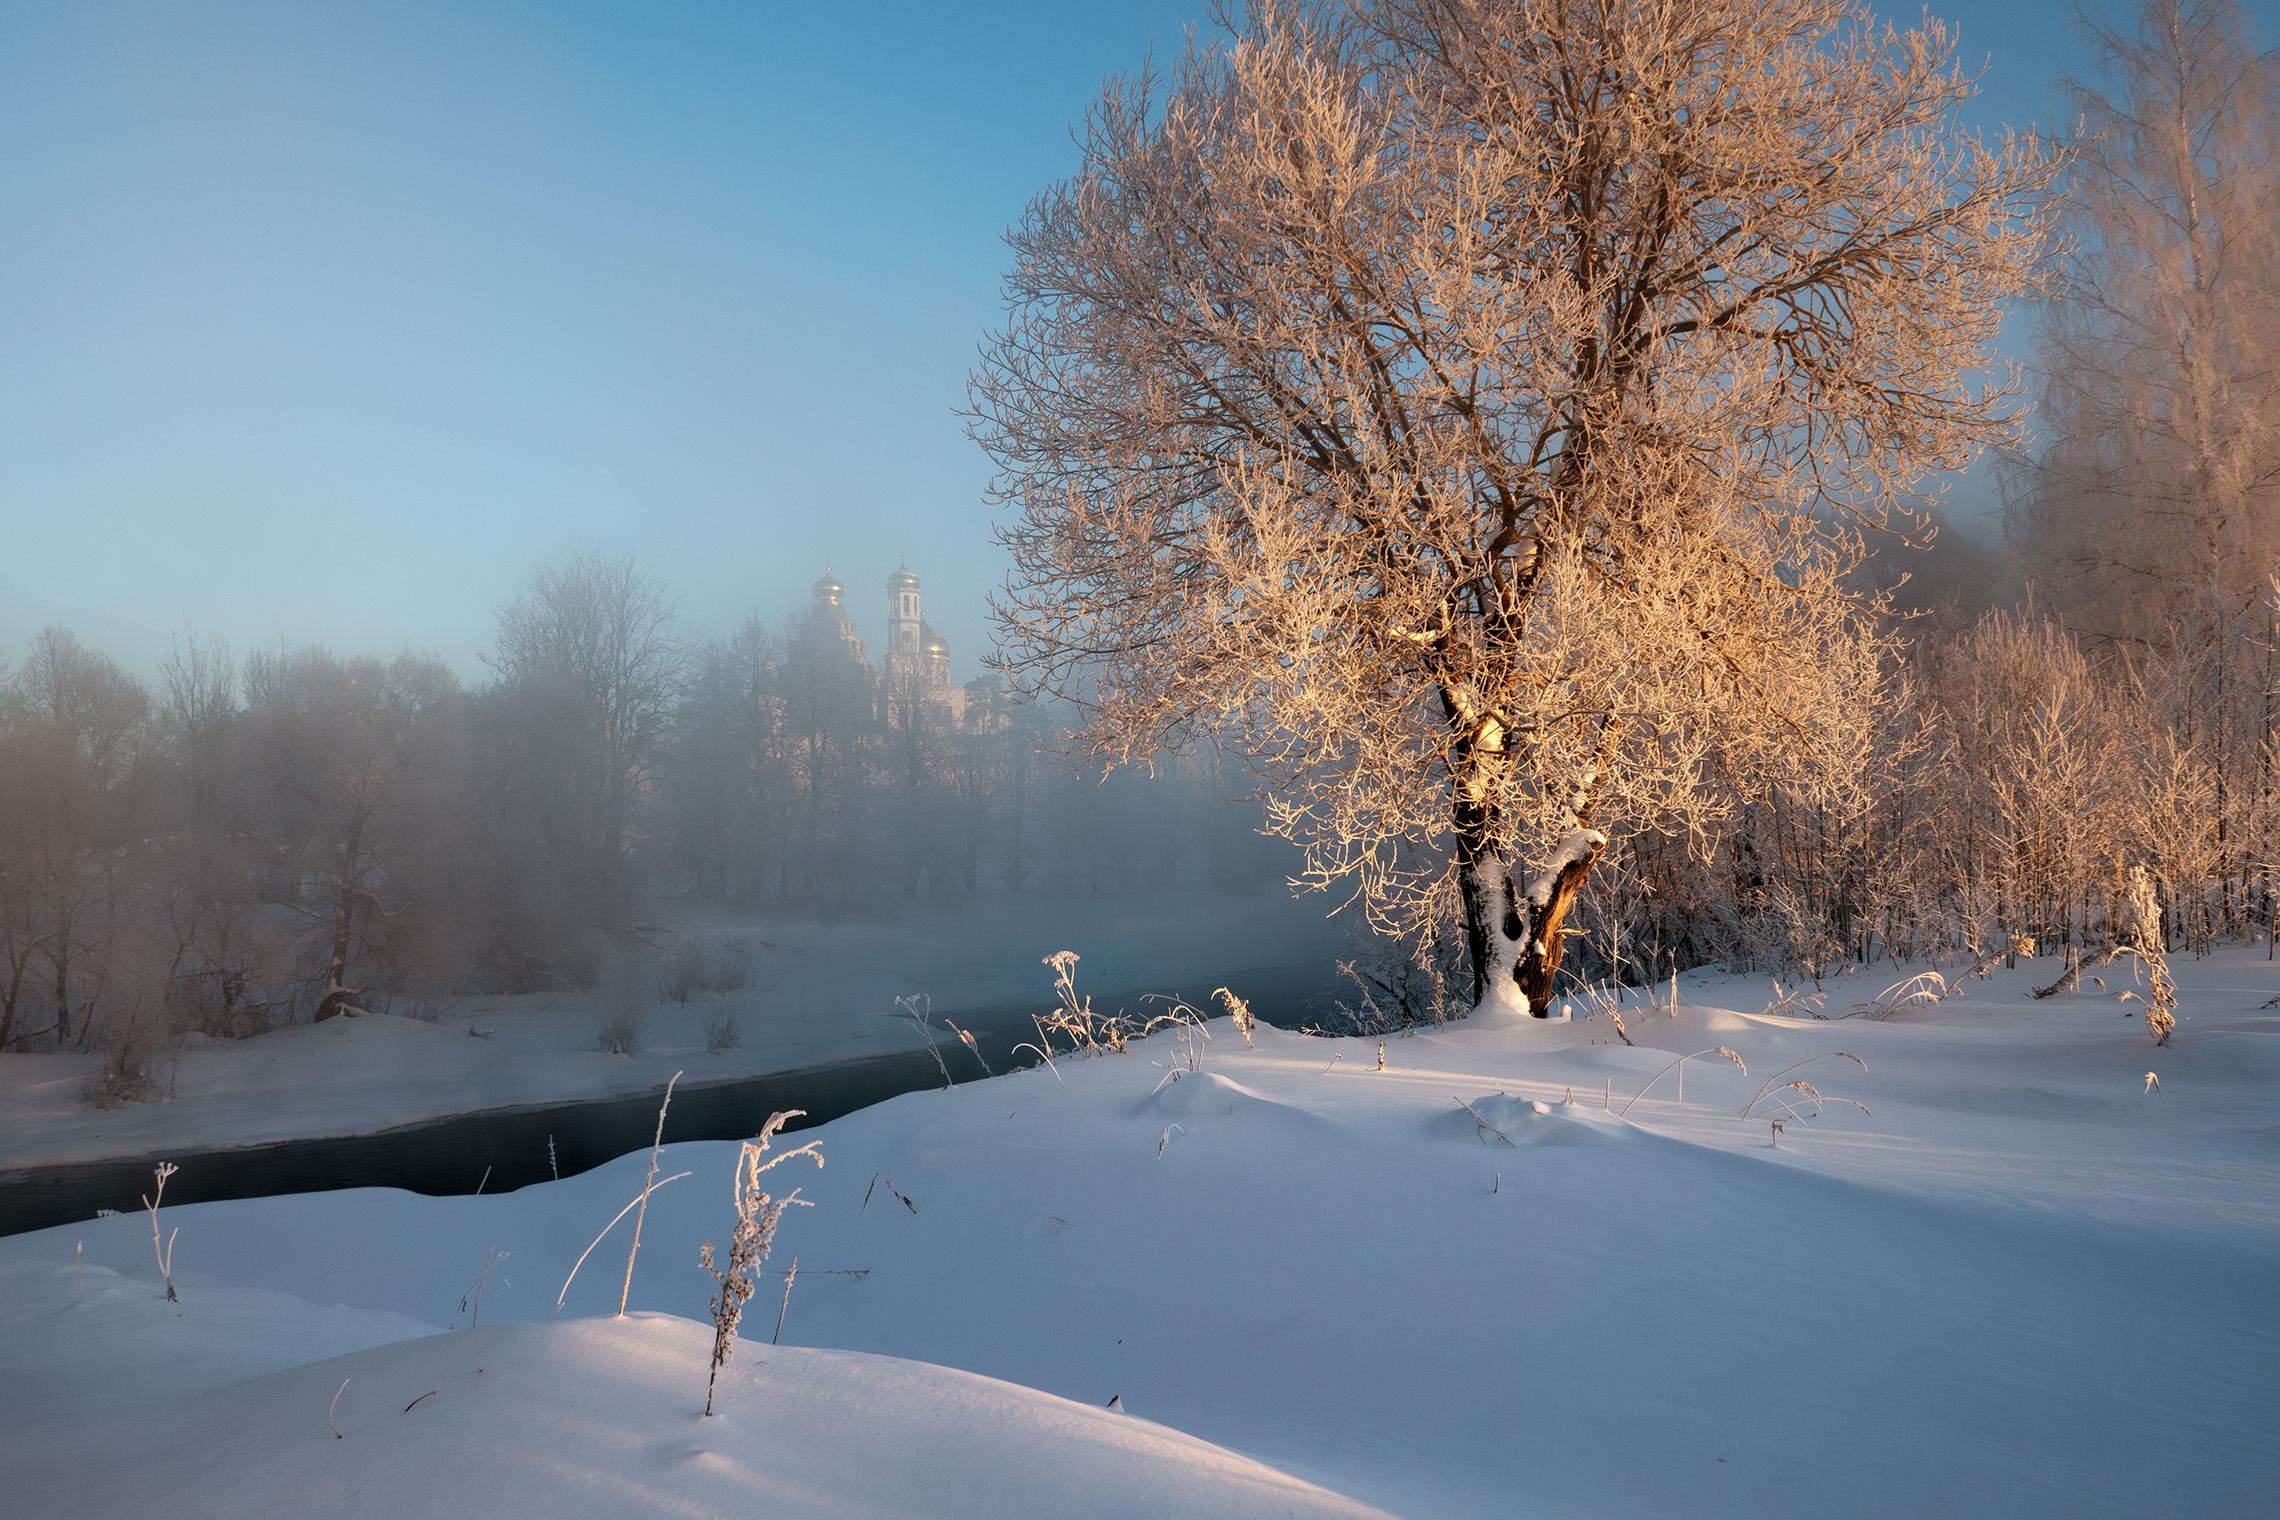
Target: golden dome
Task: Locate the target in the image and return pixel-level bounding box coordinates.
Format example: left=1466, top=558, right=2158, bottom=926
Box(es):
left=920, top=624, right=950, bottom=657
left=887, top=564, right=921, bottom=591
left=812, top=567, right=845, bottom=605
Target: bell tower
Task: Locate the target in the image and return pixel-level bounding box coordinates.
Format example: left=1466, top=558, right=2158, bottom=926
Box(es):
left=887, top=563, right=922, bottom=661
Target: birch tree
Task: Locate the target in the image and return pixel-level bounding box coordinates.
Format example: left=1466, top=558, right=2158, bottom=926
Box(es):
left=2006, top=0, right=2280, bottom=641
left=2001, top=0, right=2280, bottom=942
left=974, top=0, right=2055, bottom=1014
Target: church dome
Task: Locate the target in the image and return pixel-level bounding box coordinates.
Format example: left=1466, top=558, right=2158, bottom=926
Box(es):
left=920, top=624, right=950, bottom=658
left=887, top=565, right=921, bottom=592
left=812, top=568, right=845, bottom=606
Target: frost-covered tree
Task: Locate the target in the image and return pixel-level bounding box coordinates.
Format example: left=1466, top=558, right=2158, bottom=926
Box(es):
left=973, top=0, right=2056, bottom=1015
left=2005, top=0, right=2280, bottom=640
left=1998, top=0, right=2280, bottom=946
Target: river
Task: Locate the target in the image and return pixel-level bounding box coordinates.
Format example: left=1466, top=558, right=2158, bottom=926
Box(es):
left=0, top=964, right=1335, bottom=1237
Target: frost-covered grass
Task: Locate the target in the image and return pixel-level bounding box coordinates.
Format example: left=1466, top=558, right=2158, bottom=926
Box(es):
left=2, top=945, right=2274, bottom=1518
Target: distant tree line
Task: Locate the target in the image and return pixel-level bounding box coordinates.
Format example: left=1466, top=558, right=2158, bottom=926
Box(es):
left=0, top=551, right=1291, bottom=1074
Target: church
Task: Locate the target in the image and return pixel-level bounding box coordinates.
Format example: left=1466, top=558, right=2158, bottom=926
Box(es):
left=802, top=563, right=973, bottom=726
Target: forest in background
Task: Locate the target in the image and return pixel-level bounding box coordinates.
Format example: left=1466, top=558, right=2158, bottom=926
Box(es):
left=1, top=0, right=2273, bottom=1066
left=0, top=556, right=1296, bottom=1064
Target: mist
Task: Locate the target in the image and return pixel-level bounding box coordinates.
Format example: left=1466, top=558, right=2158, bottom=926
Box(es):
left=0, top=547, right=1343, bottom=1066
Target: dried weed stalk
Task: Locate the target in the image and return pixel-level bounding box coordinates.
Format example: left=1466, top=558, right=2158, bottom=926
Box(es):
left=1740, top=1053, right=1871, bottom=1124
left=143, top=1162, right=179, bottom=1303
left=1846, top=971, right=1949, bottom=1021
left=1030, top=952, right=1182, bottom=1060
left=1619, top=1047, right=1747, bottom=1117
left=701, top=1110, right=823, bottom=1416
left=2112, top=945, right=2179, bottom=1047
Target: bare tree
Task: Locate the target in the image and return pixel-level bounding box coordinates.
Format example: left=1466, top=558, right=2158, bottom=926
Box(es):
left=488, top=551, right=683, bottom=880
left=973, top=0, right=2056, bottom=1014
left=157, top=632, right=239, bottom=825
left=148, top=633, right=285, bottom=1037
left=661, top=617, right=791, bottom=900
left=243, top=646, right=463, bottom=1022
left=0, top=628, right=153, bottom=1046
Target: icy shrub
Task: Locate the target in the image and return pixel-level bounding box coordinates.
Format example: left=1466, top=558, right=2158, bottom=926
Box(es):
left=395, top=993, right=459, bottom=1023
left=1318, top=923, right=1466, bottom=1033
left=708, top=938, right=753, bottom=995
left=595, top=972, right=654, bottom=1056
left=1730, top=882, right=1847, bottom=980
left=83, top=963, right=179, bottom=1108
left=84, top=1026, right=174, bottom=1109
left=700, top=1000, right=747, bottom=1054
left=658, top=933, right=754, bottom=1005
left=658, top=937, right=711, bottom=1005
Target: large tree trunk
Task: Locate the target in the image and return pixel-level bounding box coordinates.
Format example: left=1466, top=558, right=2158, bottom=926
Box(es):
left=1457, top=849, right=1529, bottom=1018
left=51, top=907, right=72, bottom=1047
left=1457, top=815, right=1607, bottom=1019
left=312, top=896, right=359, bottom=1023
left=1449, top=697, right=1612, bottom=1018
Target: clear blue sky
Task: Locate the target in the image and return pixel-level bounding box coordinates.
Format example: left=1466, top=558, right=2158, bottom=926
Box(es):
left=0, top=1, right=2149, bottom=686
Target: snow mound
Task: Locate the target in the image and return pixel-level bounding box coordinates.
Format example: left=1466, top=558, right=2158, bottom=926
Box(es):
left=1432, top=1092, right=1631, bottom=1148
left=0, top=1262, right=436, bottom=1421
left=2195, top=1029, right=2280, bottom=1077
left=1676, top=1003, right=1757, bottom=1032
left=3, top=1314, right=1395, bottom=1520
left=2003, top=1087, right=2114, bottom=1117
left=1141, top=1069, right=1335, bottom=1133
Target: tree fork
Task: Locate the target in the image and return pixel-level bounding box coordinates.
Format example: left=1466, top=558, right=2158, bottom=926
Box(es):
left=1518, top=836, right=1606, bottom=1013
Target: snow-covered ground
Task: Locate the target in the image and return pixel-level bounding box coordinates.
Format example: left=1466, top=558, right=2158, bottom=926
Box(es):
left=3, top=946, right=2274, bottom=1518
left=0, top=888, right=1347, bottom=1172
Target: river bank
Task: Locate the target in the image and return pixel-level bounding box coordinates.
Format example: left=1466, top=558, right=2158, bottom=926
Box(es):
left=0, top=959, right=1336, bottom=1236
left=0, top=888, right=1351, bottom=1180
